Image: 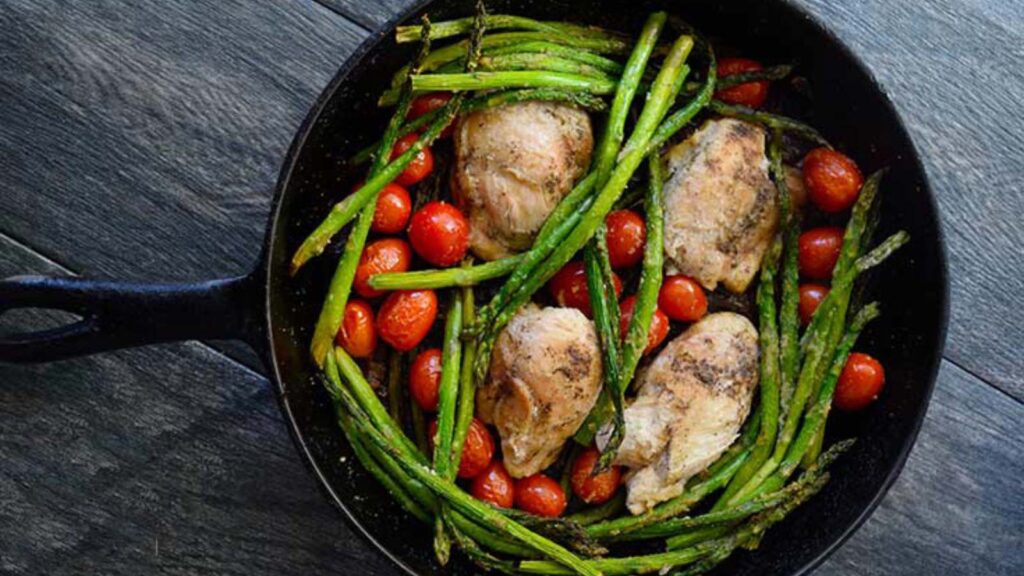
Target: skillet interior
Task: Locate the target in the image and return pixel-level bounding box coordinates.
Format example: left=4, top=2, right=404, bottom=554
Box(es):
left=265, top=0, right=948, bottom=573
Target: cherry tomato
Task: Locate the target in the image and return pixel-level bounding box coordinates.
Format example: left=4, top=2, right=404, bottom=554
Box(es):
left=376, top=289, right=438, bottom=351
left=428, top=417, right=495, bottom=479
left=619, top=295, right=670, bottom=354
left=408, top=92, right=455, bottom=137
left=833, top=352, right=886, bottom=411
left=605, top=210, right=646, bottom=268
left=514, top=474, right=567, bottom=517
left=390, top=133, right=434, bottom=186
left=798, top=283, right=830, bottom=326
left=716, top=57, right=769, bottom=108
left=409, top=348, right=442, bottom=411
left=354, top=238, right=413, bottom=299
left=658, top=275, right=708, bottom=322
left=798, top=227, right=844, bottom=280
left=471, top=460, right=515, bottom=508
left=408, top=201, right=470, bottom=267
left=570, top=446, right=622, bottom=505
left=548, top=261, right=622, bottom=317
left=335, top=299, right=377, bottom=358
left=803, top=148, right=864, bottom=213
left=371, top=183, right=412, bottom=234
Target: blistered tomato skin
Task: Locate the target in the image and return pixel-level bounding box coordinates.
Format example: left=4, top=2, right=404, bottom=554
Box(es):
left=354, top=238, right=413, bottom=299
left=716, top=57, right=770, bottom=108
left=570, top=446, right=622, bottom=505
left=391, top=133, right=435, bottom=186
left=803, top=148, right=864, bottom=213
left=471, top=460, right=515, bottom=508
left=408, top=201, right=470, bottom=267
left=376, top=289, right=438, bottom=351
left=336, top=299, right=377, bottom=358
left=605, top=210, right=646, bottom=268
left=619, top=295, right=670, bottom=354
left=658, top=275, right=708, bottom=322
left=798, top=227, right=845, bottom=280
left=834, top=352, right=886, bottom=411
left=514, top=474, right=567, bottom=517
left=798, top=283, right=830, bottom=326
left=371, top=183, right=412, bottom=234
left=548, top=261, right=622, bottom=317
left=408, top=348, right=442, bottom=411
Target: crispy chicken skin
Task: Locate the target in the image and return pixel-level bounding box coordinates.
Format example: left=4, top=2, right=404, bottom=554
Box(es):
left=661, top=118, right=778, bottom=293
left=478, top=305, right=603, bottom=478
left=598, top=312, right=759, bottom=514
left=452, top=101, right=593, bottom=261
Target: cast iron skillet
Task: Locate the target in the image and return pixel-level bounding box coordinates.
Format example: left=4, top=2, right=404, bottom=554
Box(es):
left=0, top=0, right=947, bottom=573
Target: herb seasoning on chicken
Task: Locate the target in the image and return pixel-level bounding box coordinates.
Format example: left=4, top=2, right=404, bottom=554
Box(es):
left=452, top=101, right=594, bottom=261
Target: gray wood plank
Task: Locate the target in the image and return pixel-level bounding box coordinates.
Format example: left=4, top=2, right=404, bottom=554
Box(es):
left=0, top=234, right=396, bottom=576
left=0, top=0, right=364, bottom=293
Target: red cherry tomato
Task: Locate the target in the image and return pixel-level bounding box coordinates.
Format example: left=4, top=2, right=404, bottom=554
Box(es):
left=429, top=418, right=495, bottom=479
left=833, top=352, right=886, bottom=411
left=803, top=148, right=864, bottom=213
left=408, top=201, right=470, bottom=267
left=376, top=289, right=438, bottom=351
left=409, top=348, right=442, bottom=411
left=408, top=92, right=455, bottom=137
left=471, top=460, right=515, bottom=508
left=570, top=446, right=622, bottom=505
left=371, top=183, right=412, bottom=234
left=548, top=261, right=622, bottom=317
left=390, top=133, right=434, bottom=186
left=716, top=57, right=770, bottom=108
left=619, top=295, right=670, bottom=354
left=335, top=299, right=377, bottom=358
left=658, top=275, right=708, bottom=322
left=605, top=210, right=646, bottom=268
left=798, top=227, right=844, bottom=280
left=798, top=283, right=830, bottom=326
left=514, top=474, right=567, bottom=517
left=355, top=238, right=413, bottom=299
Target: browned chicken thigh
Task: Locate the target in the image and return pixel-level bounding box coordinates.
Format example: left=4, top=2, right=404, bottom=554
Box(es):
left=661, top=118, right=778, bottom=293
left=598, top=312, right=759, bottom=514
left=478, top=304, right=603, bottom=478
left=452, top=101, right=594, bottom=261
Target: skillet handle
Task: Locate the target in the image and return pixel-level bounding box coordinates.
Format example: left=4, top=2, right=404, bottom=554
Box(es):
left=0, top=273, right=263, bottom=363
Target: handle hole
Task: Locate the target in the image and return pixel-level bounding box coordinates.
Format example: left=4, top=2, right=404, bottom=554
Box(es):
left=0, top=308, right=84, bottom=337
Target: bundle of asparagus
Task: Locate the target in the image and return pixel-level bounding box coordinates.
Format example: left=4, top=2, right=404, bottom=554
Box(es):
left=291, top=3, right=909, bottom=574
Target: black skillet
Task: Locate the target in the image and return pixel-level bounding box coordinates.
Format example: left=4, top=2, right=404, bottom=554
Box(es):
left=0, top=0, right=947, bottom=573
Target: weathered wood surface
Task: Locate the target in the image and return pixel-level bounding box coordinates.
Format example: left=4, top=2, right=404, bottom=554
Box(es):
left=1, top=0, right=1022, bottom=574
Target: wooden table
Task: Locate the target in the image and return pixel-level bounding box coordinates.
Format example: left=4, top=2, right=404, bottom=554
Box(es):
left=1, top=1, right=1021, bottom=574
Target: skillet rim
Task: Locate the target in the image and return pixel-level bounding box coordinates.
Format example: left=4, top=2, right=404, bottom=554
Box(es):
left=261, top=1, right=951, bottom=574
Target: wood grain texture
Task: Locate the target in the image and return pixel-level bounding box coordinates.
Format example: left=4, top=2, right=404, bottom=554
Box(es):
left=315, top=0, right=411, bottom=28
left=792, top=0, right=1024, bottom=400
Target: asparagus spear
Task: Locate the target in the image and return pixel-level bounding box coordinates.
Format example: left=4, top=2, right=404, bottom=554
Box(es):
left=432, top=291, right=464, bottom=564
left=469, top=53, right=618, bottom=81
left=369, top=255, right=522, bottom=290
left=714, top=237, right=782, bottom=508
left=487, top=41, right=625, bottom=74
left=411, top=69, right=618, bottom=95
left=770, top=130, right=801, bottom=421
left=708, top=100, right=829, bottom=147
left=396, top=14, right=624, bottom=44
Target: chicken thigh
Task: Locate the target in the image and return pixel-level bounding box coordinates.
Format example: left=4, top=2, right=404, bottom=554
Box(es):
left=598, top=312, right=759, bottom=514
left=661, top=118, right=777, bottom=293
left=478, top=305, right=603, bottom=478
left=452, top=101, right=594, bottom=261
